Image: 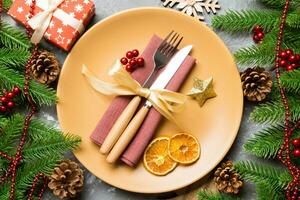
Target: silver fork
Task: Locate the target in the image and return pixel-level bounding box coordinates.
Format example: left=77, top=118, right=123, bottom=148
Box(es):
left=100, top=31, right=183, bottom=154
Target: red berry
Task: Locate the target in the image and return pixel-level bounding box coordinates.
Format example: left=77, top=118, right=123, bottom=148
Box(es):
left=120, top=57, right=128, bottom=65
left=6, top=92, right=14, bottom=99
left=253, top=25, right=263, bottom=33
left=286, top=64, right=294, bottom=71
left=1, top=96, right=7, bottom=103
left=126, top=51, right=134, bottom=59
left=279, top=51, right=288, bottom=59
left=292, top=139, right=300, bottom=147
left=285, top=49, right=293, bottom=56
left=253, top=35, right=260, bottom=43
left=257, top=32, right=264, bottom=40
left=279, top=60, right=287, bottom=67
left=125, top=64, right=134, bottom=73
left=7, top=101, right=14, bottom=108
left=294, top=54, right=300, bottom=62
left=0, top=106, right=6, bottom=112
left=293, top=149, right=300, bottom=157
left=291, top=63, right=298, bottom=69
left=289, top=55, right=297, bottom=63
left=129, top=58, right=137, bottom=67
left=13, top=86, right=21, bottom=95
left=137, top=57, right=145, bottom=67
left=132, top=49, right=139, bottom=57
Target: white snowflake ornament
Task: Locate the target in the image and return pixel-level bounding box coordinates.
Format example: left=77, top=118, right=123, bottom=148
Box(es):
left=162, top=0, right=220, bottom=21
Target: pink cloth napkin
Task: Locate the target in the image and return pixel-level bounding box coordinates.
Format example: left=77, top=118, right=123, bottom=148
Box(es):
left=90, top=35, right=195, bottom=166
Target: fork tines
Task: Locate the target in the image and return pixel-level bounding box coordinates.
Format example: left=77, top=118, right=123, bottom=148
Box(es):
left=158, top=31, right=183, bottom=58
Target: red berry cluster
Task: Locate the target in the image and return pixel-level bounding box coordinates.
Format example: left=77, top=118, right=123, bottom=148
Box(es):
left=120, top=49, right=145, bottom=73
left=277, top=49, right=300, bottom=71
left=0, top=86, right=21, bottom=113
left=252, top=25, right=264, bottom=44
left=292, top=139, right=300, bottom=157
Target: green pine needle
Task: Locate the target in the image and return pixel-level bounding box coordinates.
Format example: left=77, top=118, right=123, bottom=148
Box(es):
left=197, top=190, right=240, bottom=200
left=3, top=0, right=13, bottom=10
left=256, top=183, right=286, bottom=200
left=212, top=10, right=280, bottom=33
left=234, top=161, right=292, bottom=192
left=286, top=13, right=300, bottom=29
left=243, top=124, right=300, bottom=158
left=0, top=48, right=30, bottom=70
left=0, top=22, right=32, bottom=50
left=250, top=95, right=300, bottom=123
left=0, top=65, right=57, bottom=106
left=280, top=70, right=300, bottom=94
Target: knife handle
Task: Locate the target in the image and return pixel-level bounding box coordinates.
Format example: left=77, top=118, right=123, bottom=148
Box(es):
left=106, top=106, right=150, bottom=163
left=100, top=96, right=142, bottom=154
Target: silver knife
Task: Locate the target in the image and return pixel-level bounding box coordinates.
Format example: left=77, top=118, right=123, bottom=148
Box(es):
left=106, top=45, right=193, bottom=163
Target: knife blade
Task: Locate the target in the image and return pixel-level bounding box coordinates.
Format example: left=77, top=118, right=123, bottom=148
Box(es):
left=106, top=45, right=193, bottom=163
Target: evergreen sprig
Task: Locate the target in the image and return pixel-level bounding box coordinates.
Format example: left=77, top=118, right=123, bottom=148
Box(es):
left=280, top=70, right=300, bottom=94
left=0, top=22, right=32, bottom=50
left=197, top=190, right=240, bottom=200
left=234, top=161, right=292, bottom=192
left=243, top=124, right=300, bottom=158
left=3, top=0, right=12, bottom=10
left=0, top=65, right=57, bottom=106
left=0, top=48, right=30, bottom=70
left=256, top=183, right=286, bottom=200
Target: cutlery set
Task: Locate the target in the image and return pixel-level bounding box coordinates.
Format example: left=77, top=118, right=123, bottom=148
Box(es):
left=100, top=31, right=193, bottom=163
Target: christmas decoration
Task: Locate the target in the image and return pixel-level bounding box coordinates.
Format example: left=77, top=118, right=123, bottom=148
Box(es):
left=31, top=50, right=60, bottom=85
left=212, top=0, right=300, bottom=199
left=252, top=25, right=264, bottom=44
left=277, top=49, right=300, bottom=71
left=240, top=67, right=273, bottom=102
left=120, top=49, right=144, bottom=73
left=162, top=0, right=221, bottom=21
left=48, top=160, right=84, bottom=199
left=0, top=1, right=81, bottom=199
left=213, top=161, right=243, bottom=194
left=187, top=77, right=217, bottom=107
left=8, top=0, right=95, bottom=51
left=0, top=86, right=22, bottom=114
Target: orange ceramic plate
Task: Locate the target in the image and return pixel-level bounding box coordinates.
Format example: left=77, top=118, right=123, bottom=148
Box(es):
left=57, top=7, right=243, bottom=194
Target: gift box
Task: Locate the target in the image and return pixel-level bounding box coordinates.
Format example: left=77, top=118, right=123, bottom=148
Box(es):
left=8, top=0, right=95, bottom=51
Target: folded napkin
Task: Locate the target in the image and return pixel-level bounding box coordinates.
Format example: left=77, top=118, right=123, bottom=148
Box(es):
left=90, top=35, right=195, bottom=166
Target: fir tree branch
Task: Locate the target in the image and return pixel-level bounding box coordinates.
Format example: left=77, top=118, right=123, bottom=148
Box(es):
left=243, top=124, right=300, bottom=158
left=0, top=22, right=32, bottom=50
left=212, top=10, right=280, bottom=33
left=286, top=13, right=300, bottom=29
left=0, top=65, right=57, bottom=106
left=197, top=190, right=240, bottom=200
left=259, top=0, right=287, bottom=9
left=234, top=161, right=292, bottom=192
left=280, top=70, right=300, bottom=94
left=3, top=0, right=13, bottom=10
left=0, top=48, right=30, bottom=70
left=256, top=182, right=286, bottom=200
left=250, top=95, right=300, bottom=123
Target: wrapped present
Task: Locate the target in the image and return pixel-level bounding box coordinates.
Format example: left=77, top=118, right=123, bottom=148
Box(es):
left=8, top=0, right=95, bottom=51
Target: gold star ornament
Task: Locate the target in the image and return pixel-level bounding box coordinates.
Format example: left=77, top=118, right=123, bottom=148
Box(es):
left=187, top=77, right=217, bottom=107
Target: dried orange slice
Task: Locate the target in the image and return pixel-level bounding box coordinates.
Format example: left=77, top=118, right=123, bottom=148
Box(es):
left=168, top=133, right=200, bottom=164
left=143, top=137, right=177, bottom=176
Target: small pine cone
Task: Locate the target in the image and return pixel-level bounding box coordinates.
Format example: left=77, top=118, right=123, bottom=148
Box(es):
left=240, top=67, right=273, bottom=102
left=31, top=50, right=60, bottom=85
left=48, top=160, right=84, bottom=199
left=214, top=161, right=243, bottom=194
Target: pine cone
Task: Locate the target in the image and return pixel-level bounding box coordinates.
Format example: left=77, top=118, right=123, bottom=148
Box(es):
left=214, top=161, right=243, bottom=194
left=240, top=67, right=273, bottom=102
left=31, top=50, right=60, bottom=85
left=48, top=160, right=84, bottom=199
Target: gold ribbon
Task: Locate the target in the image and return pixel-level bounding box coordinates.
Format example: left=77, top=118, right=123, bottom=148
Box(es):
left=82, top=60, right=186, bottom=127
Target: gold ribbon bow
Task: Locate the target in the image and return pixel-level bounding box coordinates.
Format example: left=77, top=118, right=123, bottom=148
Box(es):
left=28, top=0, right=64, bottom=44
left=82, top=60, right=187, bottom=127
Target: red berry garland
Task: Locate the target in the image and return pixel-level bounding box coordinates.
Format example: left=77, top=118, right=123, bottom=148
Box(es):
left=0, top=1, right=48, bottom=200
left=278, top=49, right=300, bottom=71
left=274, top=0, right=300, bottom=199
left=121, top=49, right=145, bottom=73
left=252, top=25, right=265, bottom=44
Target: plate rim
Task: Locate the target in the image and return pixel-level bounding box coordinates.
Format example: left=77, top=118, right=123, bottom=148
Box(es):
left=57, top=6, right=244, bottom=194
